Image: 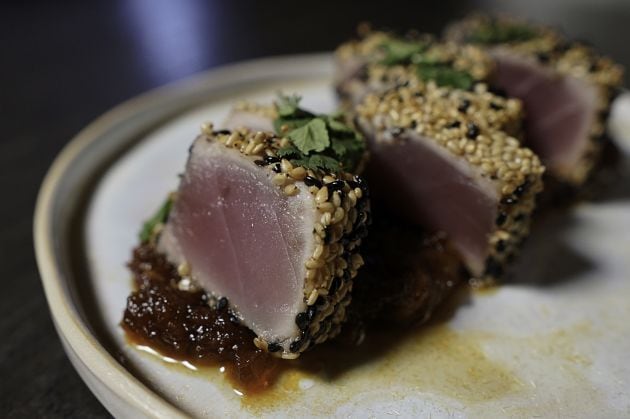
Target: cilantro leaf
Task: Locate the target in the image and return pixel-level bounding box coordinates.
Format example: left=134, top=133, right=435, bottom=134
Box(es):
left=331, top=138, right=348, bottom=157
left=139, top=196, right=173, bottom=243
left=306, top=155, right=342, bottom=172
left=273, top=117, right=312, bottom=135
left=276, top=93, right=302, bottom=117
left=287, top=118, right=330, bottom=155
left=380, top=38, right=427, bottom=65
left=325, top=116, right=354, bottom=134
left=467, top=21, right=537, bottom=45
left=271, top=95, right=365, bottom=174
left=416, top=63, right=474, bottom=90
left=276, top=145, right=301, bottom=158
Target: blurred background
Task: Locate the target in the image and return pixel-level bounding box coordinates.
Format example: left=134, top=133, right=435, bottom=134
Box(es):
left=1, top=0, right=628, bottom=417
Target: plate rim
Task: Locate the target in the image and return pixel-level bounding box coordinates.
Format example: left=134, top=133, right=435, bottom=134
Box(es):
left=33, top=52, right=332, bottom=419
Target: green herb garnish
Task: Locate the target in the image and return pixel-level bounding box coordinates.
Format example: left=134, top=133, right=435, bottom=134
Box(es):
left=416, top=63, right=474, bottom=90
left=287, top=118, right=330, bottom=154
left=379, top=38, right=427, bottom=65
left=467, top=21, right=537, bottom=44
left=379, top=36, right=474, bottom=90
left=139, top=196, right=173, bottom=243
left=273, top=94, right=365, bottom=174
left=276, top=93, right=302, bottom=117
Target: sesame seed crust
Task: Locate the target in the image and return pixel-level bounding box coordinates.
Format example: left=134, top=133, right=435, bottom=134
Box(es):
left=445, top=15, right=625, bottom=185
left=354, top=85, right=544, bottom=282
left=198, top=122, right=371, bottom=358
left=335, top=31, right=524, bottom=138
left=336, top=31, right=494, bottom=83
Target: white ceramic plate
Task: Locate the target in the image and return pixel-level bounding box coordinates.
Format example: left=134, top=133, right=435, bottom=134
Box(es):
left=35, top=54, right=630, bottom=418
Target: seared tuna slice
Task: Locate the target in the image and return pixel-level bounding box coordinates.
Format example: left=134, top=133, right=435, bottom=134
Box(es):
left=335, top=31, right=524, bottom=137
left=222, top=101, right=465, bottom=325
left=445, top=15, right=624, bottom=186
left=355, top=83, right=544, bottom=281
left=154, top=103, right=370, bottom=358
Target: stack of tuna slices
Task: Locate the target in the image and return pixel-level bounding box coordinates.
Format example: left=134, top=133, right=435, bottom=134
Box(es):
left=336, top=30, right=545, bottom=281
left=124, top=15, right=624, bottom=360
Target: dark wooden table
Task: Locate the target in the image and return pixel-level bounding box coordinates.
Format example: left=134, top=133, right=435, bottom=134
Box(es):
left=1, top=1, right=628, bottom=417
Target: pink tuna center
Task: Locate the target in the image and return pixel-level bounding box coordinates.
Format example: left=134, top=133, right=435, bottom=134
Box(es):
left=368, top=135, right=498, bottom=276
left=491, top=51, right=597, bottom=179
left=165, top=145, right=314, bottom=341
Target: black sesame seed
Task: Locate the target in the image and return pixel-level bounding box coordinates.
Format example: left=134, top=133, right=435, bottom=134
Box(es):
left=447, top=121, right=461, bottom=129
left=389, top=127, right=404, bottom=137
left=254, top=159, right=266, bottom=166
left=352, top=175, right=367, bottom=188
left=324, top=228, right=333, bottom=244
left=329, top=277, right=341, bottom=294
left=264, top=155, right=281, bottom=165
left=458, top=99, right=471, bottom=113
left=514, top=181, right=529, bottom=197
left=213, top=129, right=231, bottom=135
left=501, top=196, right=516, bottom=205
left=315, top=296, right=327, bottom=307
left=490, top=102, right=503, bottom=110
left=295, top=312, right=310, bottom=331
left=495, top=212, right=508, bottom=226
left=304, top=176, right=322, bottom=187
left=289, top=338, right=304, bottom=353
left=496, top=240, right=506, bottom=252
left=307, top=305, right=317, bottom=319
left=217, top=297, right=228, bottom=311
left=536, top=52, right=550, bottom=63
left=267, top=342, right=282, bottom=353
left=328, top=180, right=345, bottom=192
left=272, top=163, right=281, bottom=173
left=410, top=120, right=417, bottom=129
left=466, top=122, right=480, bottom=139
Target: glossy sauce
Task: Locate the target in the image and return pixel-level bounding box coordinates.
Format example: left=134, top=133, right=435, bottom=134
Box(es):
left=122, top=244, right=281, bottom=394
left=122, top=230, right=467, bottom=397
